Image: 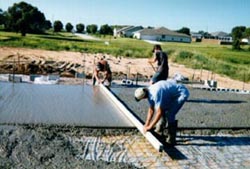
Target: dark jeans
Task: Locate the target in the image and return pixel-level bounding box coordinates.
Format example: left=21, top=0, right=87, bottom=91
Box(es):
left=151, top=71, right=168, bottom=84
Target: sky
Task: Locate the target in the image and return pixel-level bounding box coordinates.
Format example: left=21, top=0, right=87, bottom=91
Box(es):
left=1, top=0, right=249, bottom=33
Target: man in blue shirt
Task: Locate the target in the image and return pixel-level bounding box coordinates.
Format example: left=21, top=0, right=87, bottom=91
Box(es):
left=134, top=79, right=189, bottom=145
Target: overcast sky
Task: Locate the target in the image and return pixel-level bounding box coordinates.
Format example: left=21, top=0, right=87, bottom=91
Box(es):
left=1, top=0, right=249, bottom=33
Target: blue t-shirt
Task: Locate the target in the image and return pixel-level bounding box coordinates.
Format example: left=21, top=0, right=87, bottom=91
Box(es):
left=147, top=79, right=188, bottom=111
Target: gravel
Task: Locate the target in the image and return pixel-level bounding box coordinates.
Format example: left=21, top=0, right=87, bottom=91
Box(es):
left=0, top=125, right=141, bottom=169
left=111, top=85, right=250, bottom=129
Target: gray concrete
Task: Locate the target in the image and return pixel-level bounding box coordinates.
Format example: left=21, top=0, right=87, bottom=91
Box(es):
left=111, top=85, right=250, bottom=128
left=0, top=82, right=250, bottom=168
left=0, top=82, right=134, bottom=127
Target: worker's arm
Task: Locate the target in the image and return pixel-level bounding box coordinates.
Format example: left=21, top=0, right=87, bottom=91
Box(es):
left=148, top=53, right=157, bottom=64
left=144, top=107, right=163, bottom=133
left=143, top=106, right=154, bottom=133
left=101, top=71, right=109, bottom=83
left=100, top=62, right=110, bottom=83
left=148, top=54, right=157, bottom=72
left=93, top=69, right=101, bottom=83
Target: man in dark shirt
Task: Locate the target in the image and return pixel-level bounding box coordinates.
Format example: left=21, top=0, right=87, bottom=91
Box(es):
left=148, top=44, right=169, bottom=85
left=93, top=56, right=112, bottom=86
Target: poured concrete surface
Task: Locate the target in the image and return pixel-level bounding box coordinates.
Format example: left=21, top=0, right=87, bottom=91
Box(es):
left=0, top=82, right=134, bottom=127
left=111, top=85, right=250, bottom=128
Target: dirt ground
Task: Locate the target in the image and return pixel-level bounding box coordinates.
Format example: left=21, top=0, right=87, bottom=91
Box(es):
left=0, top=47, right=249, bottom=90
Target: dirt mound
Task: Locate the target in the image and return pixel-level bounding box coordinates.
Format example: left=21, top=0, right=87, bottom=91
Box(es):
left=0, top=47, right=249, bottom=90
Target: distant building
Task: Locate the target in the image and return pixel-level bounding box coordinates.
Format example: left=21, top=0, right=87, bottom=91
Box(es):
left=133, top=27, right=191, bottom=43
left=191, top=32, right=203, bottom=42
left=113, top=26, right=143, bottom=38
left=200, top=31, right=232, bottom=45
left=210, top=31, right=232, bottom=42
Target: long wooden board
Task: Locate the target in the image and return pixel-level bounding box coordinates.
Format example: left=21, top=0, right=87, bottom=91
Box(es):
left=100, top=84, right=164, bottom=152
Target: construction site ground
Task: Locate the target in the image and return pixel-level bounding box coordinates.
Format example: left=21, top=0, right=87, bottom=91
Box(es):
left=0, top=78, right=249, bottom=168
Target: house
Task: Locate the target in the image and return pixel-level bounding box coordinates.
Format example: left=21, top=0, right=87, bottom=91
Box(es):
left=191, top=32, right=202, bottom=39
left=113, top=26, right=143, bottom=38
left=201, top=31, right=232, bottom=45
left=210, top=31, right=232, bottom=42
left=133, top=27, right=191, bottom=43
left=191, top=32, right=203, bottom=42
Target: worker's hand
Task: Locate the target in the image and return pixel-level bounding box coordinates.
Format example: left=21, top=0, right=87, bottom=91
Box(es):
left=143, top=125, right=151, bottom=134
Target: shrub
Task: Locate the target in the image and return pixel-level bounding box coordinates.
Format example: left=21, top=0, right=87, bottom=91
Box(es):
left=123, top=50, right=133, bottom=57
left=193, top=54, right=209, bottom=65
left=178, top=51, right=193, bottom=60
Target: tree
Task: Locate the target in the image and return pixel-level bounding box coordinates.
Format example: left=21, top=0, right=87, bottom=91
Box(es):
left=65, top=22, right=73, bottom=32
left=4, top=1, right=47, bottom=36
left=53, top=20, right=63, bottom=32
left=177, top=27, right=190, bottom=35
left=76, top=23, right=84, bottom=33
left=44, top=20, right=52, bottom=30
left=99, top=24, right=113, bottom=35
left=0, top=9, right=4, bottom=25
left=198, top=31, right=211, bottom=38
left=86, top=24, right=98, bottom=34
left=243, top=27, right=250, bottom=38
left=232, top=26, right=246, bottom=50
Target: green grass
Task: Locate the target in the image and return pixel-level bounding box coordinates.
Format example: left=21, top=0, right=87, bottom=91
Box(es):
left=160, top=42, right=250, bottom=82
left=0, top=31, right=250, bottom=82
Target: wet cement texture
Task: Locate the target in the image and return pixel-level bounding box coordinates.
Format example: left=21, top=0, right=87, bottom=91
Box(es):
left=0, top=81, right=250, bottom=168
left=0, top=125, right=141, bottom=169
left=1, top=125, right=249, bottom=169
left=0, top=82, right=133, bottom=127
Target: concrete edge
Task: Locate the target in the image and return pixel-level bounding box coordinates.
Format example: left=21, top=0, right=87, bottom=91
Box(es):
left=99, top=84, right=164, bottom=152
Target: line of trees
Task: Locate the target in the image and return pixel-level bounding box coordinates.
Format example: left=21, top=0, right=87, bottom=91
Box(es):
left=0, top=1, right=113, bottom=36
left=0, top=1, right=249, bottom=50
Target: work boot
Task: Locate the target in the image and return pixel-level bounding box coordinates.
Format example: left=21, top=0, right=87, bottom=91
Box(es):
left=154, top=129, right=166, bottom=143
left=166, top=120, right=178, bottom=146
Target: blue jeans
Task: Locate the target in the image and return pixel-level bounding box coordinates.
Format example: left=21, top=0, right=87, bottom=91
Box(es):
left=151, top=71, right=168, bottom=84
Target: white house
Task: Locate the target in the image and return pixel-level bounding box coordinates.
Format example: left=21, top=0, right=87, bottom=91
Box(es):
left=191, top=32, right=203, bottom=39
left=114, top=26, right=143, bottom=37
left=133, top=27, right=191, bottom=43
left=210, top=31, right=232, bottom=42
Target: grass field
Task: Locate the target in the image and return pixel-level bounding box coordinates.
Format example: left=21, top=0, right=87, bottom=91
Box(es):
left=0, top=31, right=249, bottom=82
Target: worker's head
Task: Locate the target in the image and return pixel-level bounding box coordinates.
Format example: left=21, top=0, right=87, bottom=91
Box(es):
left=134, top=87, right=148, bottom=102
left=152, top=44, right=162, bottom=52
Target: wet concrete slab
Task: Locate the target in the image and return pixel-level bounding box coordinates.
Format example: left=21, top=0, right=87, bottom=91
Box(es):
left=0, top=82, right=134, bottom=127
left=111, top=85, right=250, bottom=128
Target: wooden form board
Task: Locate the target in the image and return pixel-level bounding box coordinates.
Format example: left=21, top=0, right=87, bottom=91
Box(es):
left=100, top=84, right=164, bottom=152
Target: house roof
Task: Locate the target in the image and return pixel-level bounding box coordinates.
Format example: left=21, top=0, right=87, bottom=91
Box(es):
left=137, top=27, right=190, bottom=38
left=116, top=26, right=143, bottom=33
left=210, top=31, right=229, bottom=37
left=116, top=26, right=134, bottom=33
